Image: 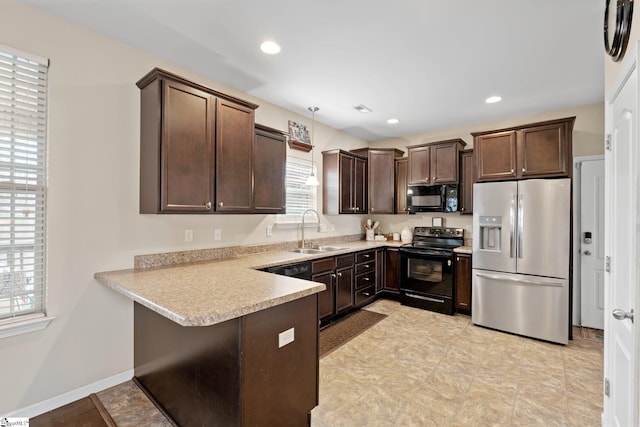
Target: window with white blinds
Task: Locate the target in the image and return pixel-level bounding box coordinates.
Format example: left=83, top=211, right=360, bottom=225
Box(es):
left=0, top=45, right=48, bottom=323
left=279, top=159, right=317, bottom=218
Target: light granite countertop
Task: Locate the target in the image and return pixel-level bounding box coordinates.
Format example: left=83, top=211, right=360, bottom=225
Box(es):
left=453, top=245, right=472, bottom=254
left=94, top=240, right=403, bottom=327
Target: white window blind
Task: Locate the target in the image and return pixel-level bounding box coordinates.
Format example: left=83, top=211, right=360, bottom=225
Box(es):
left=280, top=159, right=317, bottom=218
left=0, top=45, right=48, bottom=322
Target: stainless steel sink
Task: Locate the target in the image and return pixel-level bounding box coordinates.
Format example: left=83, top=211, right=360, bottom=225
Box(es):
left=290, top=246, right=346, bottom=254
left=290, top=248, right=325, bottom=254
left=316, top=246, right=346, bottom=252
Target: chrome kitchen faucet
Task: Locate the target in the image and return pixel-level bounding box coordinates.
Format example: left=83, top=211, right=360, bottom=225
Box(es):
left=301, top=209, right=321, bottom=249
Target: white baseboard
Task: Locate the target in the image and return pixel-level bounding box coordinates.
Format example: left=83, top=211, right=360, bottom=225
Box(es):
left=2, top=369, right=134, bottom=418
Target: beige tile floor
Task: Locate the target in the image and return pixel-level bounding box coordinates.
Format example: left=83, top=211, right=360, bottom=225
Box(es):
left=311, top=299, right=603, bottom=427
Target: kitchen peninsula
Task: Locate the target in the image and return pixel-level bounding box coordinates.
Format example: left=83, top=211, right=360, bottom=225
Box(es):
left=94, top=252, right=330, bottom=426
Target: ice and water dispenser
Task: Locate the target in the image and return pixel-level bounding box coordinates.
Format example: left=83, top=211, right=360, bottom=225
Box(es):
left=478, top=216, right=502, bottom=252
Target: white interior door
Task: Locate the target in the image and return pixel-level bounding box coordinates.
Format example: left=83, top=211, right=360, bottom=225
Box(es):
left=604, top=47, right=638, bottom=427
left=580, top=159, right=605, bottom=330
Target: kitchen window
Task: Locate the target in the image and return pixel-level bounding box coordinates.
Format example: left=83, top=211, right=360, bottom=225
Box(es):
left=277, top=158, right=317, bottom=221
left=0, top=44, right=52, bottom=338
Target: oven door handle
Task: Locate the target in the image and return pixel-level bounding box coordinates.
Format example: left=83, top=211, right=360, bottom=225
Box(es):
left=399, top=248, right=451, bottom=258
left=404, top=293, right=445, bottom=304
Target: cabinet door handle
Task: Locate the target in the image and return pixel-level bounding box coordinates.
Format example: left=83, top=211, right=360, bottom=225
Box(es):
left=331, top=274, right=337, bottom=279
left=167, top=202, right=212, bottom=210
left=364, top=264, right=370, bottom=269
left=432, top=176, right=436, bottom=180
left=218, top=201, right=224, bottom=207
left=457, top=257, right=460, bottom=261
left=364, top=277, right=370, bottom=281
left=461, top=207, right=465, bottom=212
left=363, top=292, right=371, bottom=297
left=522, top=167, right=526, bottom=173
left=510, top=169, right=514, bottom=174
left=338, top=272, right=343, bottom=277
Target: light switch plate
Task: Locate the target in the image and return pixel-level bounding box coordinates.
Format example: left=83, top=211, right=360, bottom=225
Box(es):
left=278, top=327, right=295, bottom=348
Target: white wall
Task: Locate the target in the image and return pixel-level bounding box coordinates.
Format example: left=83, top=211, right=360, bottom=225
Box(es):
left=0, top=0, right=607, bottom=415
left=0, top=0, right=369, bottom=415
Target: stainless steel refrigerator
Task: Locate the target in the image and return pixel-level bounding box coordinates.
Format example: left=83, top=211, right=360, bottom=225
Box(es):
left=472, top=178, right=570, bottom=344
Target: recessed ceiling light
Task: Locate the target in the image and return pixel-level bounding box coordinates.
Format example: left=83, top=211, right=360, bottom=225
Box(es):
left=387, top=118, right=399, bottom=124
left=260, top=40, right=281, bottom=54
left=354, top=104, right=373, bottom=114
left=485, top=96, right=502, bottom=104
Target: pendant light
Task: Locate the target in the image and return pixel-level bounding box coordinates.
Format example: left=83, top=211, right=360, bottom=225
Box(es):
left=305, top=106, right=320, bottom=186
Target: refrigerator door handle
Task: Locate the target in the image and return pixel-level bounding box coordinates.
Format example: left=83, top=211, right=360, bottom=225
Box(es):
left=475, top=272, right=564, bottom=287
left=510, top=195, right=516, bottom=258
left=517, top=194, right=524, bottom=259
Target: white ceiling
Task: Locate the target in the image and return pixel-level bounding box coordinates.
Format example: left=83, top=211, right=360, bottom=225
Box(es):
left=21, top=0, right=604, bottom=142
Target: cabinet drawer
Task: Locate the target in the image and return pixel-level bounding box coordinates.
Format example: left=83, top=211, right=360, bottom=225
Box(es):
left=356, top=250, right=375, bottom=264
left=312, top=257, right=335, bottom=274
left=355, top=261, right=375, bottom=275
left=336, top=254, right=354, bottom=269
left=355, top=271, right=375, bottom=289
left=355, top=285, right=376, bottom=306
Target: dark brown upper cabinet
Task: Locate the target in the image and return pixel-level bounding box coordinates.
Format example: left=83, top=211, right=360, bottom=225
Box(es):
left=137, top=68, right=259, bottom=214
left=458, top=149, right=474, bottom=215
left=253, top=124, right=287, bottom=214
left=323, top=150, right=367, bottom=215
left=215, top=99, right=255, bottom=212
left=407, top=139, right=467, bottom=185
left=350, top=148, right=404, bottom=214
left=473, top=117, right=575, bottom=182
left=395, top=158, right=409, bottom=214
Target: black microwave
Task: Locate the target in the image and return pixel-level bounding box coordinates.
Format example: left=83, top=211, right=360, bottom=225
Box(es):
left=407, top=184, right=458, bottom=213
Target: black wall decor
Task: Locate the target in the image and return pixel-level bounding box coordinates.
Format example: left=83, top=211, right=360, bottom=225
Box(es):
left=604, top=0, right=634, bottom=62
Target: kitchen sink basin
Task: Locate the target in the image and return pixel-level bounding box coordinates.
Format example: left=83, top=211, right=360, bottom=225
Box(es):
left=316, top=246, right=346, bottom=252
left=290, top=246, right=346, bottom=254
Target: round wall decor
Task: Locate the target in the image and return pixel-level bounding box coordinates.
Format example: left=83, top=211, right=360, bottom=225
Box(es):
left=604, top=0, right=634, bottom=62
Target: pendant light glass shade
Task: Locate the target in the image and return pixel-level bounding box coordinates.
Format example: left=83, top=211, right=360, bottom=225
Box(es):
left=306, top=106, right=319, bottom=186
left=305, top=171, right=319, bottom=186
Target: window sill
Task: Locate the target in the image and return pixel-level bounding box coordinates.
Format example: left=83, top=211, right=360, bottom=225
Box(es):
left=0, top=314, right=55, bottom=339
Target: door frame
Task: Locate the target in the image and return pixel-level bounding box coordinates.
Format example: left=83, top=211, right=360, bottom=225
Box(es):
left=603, top=41, right=640, bottom=426
left=572, top=155, right=604, bottom=326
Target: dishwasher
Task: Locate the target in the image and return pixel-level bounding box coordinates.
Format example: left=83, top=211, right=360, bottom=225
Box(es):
left=263, top=261, right=312, bottom=280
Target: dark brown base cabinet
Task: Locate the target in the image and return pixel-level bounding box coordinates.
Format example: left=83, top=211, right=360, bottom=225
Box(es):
left=383, top=248, right=400, bottom=294
left=354, top=250, right=376, bottom=306
left=134, top=298, right=318, bottom=427
left=313, top=254, right=355, bottom=324
left=455, top=253, right=472, bottom=313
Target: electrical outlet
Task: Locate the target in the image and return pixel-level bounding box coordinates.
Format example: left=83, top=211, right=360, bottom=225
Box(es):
left=278, top=327, right=295, bottom=348
left=214, top=229, right=222, bottom=241
left=184, top=229, right=193, bottom=242
left=266, top=225, right=273, bottom=237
